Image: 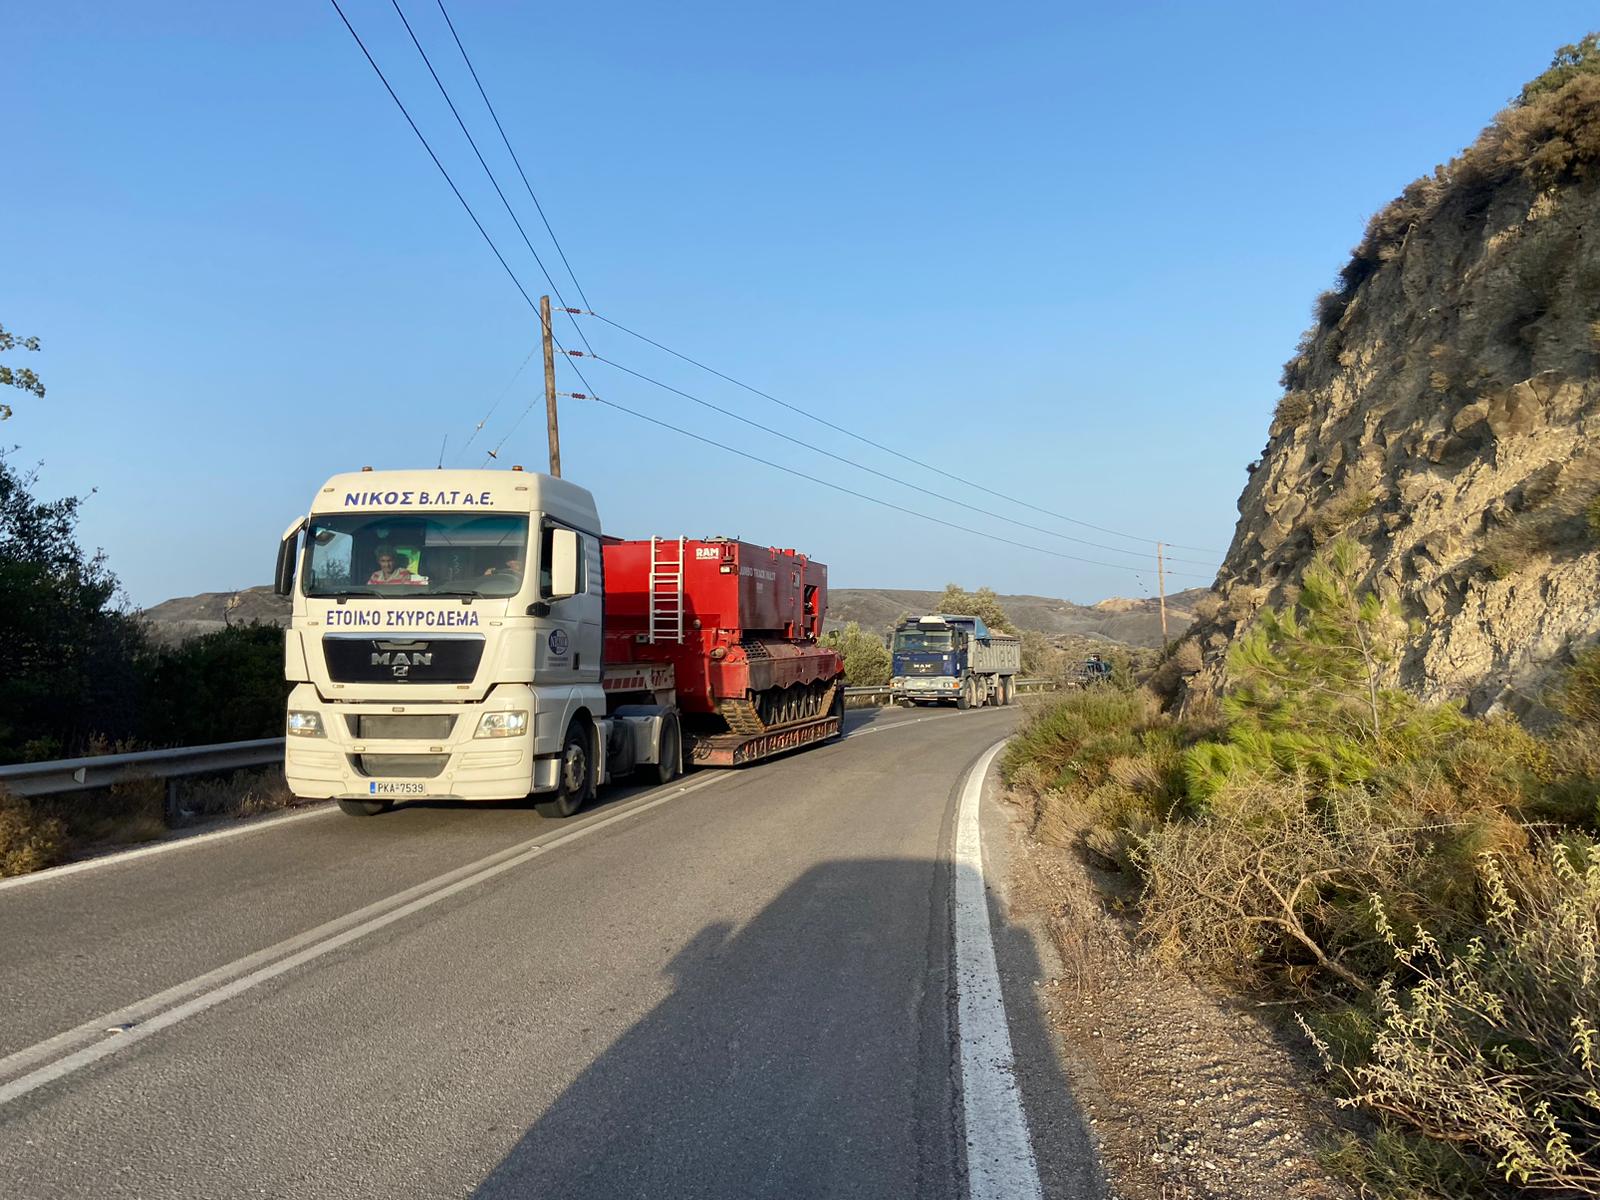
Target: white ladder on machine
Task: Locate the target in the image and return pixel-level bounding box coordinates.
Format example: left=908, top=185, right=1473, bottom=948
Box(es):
left=648, top=535, right=686, bottom=644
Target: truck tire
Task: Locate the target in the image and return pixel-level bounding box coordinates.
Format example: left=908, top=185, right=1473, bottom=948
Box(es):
left=956, top=681, right=970, bottom=711
left=1003, top=677, right=1016, bottom=705
left=828, top=684, right=846, bottom=738
left=651, top=714, right=681, bottom=786
left=338, top=798, right=391, bottom=817
left=536, top=721, right=594, bottom=819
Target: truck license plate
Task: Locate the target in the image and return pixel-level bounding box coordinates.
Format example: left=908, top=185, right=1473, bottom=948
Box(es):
left=369, top=781, right=427, bottom=797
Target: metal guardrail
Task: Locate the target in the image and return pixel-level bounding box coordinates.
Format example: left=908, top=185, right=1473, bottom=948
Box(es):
left=843, top=678, right=1059, bottom=707
left=0, top=679, right=1061, bottom=802
left=0, top=740, right=286, bottom=813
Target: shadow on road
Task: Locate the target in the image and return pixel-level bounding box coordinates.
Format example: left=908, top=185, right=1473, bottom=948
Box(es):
left=472, top=856, right=1095, bottom=1199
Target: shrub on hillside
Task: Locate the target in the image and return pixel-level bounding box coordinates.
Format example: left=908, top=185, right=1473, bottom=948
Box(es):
left=1310, top=842, right=1600, bottom=1194
left=1001, top=526, right=1600, bottom=1192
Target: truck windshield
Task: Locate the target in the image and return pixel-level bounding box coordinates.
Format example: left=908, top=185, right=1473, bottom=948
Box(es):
left=894, top=629, right=956, bottom=653
left=303, top=513, right=530, bottom=599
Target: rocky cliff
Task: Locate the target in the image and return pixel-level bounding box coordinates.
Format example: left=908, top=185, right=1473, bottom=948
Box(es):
left=1182, top=49, right=1600, bottom=723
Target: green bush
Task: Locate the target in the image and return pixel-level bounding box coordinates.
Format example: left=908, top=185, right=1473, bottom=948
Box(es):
left=820, top=621, right=890, bottom=687
left=137, top=623, right=289, bottom=747
left=1002, top=530, right=1600, bottom=1193
left=1311, top=843, right=1600, bottom=1194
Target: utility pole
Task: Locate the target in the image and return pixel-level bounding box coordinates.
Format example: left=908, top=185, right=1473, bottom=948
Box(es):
left=541, top=294, right=561, bottom=477
left=1156, top=541, right=1169, bottom=650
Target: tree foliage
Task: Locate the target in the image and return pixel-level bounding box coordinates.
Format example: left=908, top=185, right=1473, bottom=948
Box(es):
left=0, top=322, right=45, bottom=421
left=821, top=621, right=891, bottom=687
left=1520, top=31, right=1600, bottom=103
left=0, top=450, right=144, bottom=759
left=0, top=452, right=288, bottom=761
left=934, top=583, right=1019, bottom=635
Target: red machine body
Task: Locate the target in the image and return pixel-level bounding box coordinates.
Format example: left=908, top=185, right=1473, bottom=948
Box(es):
left=601, top=537, right=843, bottom=719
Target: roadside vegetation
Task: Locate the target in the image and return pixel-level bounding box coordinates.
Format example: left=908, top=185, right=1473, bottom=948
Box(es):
left=1003, top=537, right=1600, bottom=1197
left=1, top=444, right=292, bottom=876
left=821, top=621, right=892, bottom=686
left=1, top=449, right=288, bottom=764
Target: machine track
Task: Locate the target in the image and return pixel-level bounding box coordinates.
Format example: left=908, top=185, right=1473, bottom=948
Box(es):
left=717, top=678, right=840, bottom=736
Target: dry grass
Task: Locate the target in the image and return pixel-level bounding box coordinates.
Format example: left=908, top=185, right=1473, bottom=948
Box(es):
left=0, top=766, right=297, bottom=878
left=0, top=791, right=68, bottom=876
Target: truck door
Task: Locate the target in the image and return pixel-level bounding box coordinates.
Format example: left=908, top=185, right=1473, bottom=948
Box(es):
left=539, top=523, right=602, bottom=683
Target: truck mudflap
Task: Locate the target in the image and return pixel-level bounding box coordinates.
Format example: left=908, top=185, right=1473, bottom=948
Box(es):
left=688, top=711, right=842, bottom=767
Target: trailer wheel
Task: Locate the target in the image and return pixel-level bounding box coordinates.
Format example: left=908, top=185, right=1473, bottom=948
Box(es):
left=536, top=721, right=593, bottom=819
left=828, top=685, right=846, bottom=738
left=652, top=714, right=681, bottom=785
left=338, top=798, right=391, bottom=817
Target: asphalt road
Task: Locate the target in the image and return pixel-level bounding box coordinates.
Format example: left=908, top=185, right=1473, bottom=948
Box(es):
left=0, top=703, right=1091, bottom=1199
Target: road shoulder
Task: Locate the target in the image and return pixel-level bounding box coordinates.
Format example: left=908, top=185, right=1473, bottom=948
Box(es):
left=975, top=744, right=1107, bottom=1200
left=994, top=783, right=1358, bottom=1200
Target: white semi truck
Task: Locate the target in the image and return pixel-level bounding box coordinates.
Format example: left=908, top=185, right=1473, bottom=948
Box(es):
left=273, top=468, right=843, bottom=817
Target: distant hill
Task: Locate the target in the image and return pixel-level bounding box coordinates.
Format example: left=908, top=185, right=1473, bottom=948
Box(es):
left=140, top=586, right=291, bottom=646
left=140, top=583, right=1206, bottom=651
left=825, top=588, right=1207, bottom=649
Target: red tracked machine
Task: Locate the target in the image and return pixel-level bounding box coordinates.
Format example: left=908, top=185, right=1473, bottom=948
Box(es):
left=600, top=536, right=845, bottom=766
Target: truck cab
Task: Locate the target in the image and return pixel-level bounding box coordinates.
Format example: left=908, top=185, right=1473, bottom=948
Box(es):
left=889, top=614, right=1020, bottom=709
left=274, top=468, right=644, bottom=818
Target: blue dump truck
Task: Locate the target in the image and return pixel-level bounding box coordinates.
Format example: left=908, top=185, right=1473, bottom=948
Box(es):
left=889, top=614, right=1022, bottom=709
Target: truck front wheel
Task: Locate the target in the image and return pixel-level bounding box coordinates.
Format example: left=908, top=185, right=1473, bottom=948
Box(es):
left=956, top=681, right=970, bottom=711
left=536, top=722, right=594, bottom=819
left=651, top=714, right=681, bottom=786
left=338, top=798, right=391, bottom=817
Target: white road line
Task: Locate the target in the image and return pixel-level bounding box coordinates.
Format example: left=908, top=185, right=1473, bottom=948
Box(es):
left=954, top=740, right=1043, bottom=1200
left=0, top=804, right=339, bottom=894
left=0, top=775, right=722, bottom=1108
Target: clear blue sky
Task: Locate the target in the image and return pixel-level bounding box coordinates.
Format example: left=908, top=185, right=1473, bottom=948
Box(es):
left=6, top=1, right=1594, bottom=607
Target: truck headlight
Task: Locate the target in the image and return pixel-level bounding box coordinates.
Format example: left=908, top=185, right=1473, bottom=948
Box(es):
left=476, top=711, right=529, bottom=739
left=287, top=711, right=325, bottom=738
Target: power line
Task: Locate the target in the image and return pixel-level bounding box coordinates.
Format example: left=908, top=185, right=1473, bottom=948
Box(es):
left=582, top=309, right=1221, bottom=558
left=586, top=391, right=1211, bottom=580
left=385, top=0, right=595, bottom=357
left=433, top=0, right=593, bottom=313
left=456, top=343, right=539, bottom=462
left=587, top=352, right=1204, bottom=566
left=328, top=0, right=538, bottom=312
left=327, top=1, right=1208, bottom=581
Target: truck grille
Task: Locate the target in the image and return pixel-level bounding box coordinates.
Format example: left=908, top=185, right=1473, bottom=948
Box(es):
left=323, top=635, right=484, bottom=684
left=345, top=714, right=457, bottom=740
left=354, top=753, right=449, bottom=779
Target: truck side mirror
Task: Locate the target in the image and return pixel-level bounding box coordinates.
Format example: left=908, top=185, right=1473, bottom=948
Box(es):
left=545, top=527, right=581, bottom=599
left=274, top=519, right=305, bottom=597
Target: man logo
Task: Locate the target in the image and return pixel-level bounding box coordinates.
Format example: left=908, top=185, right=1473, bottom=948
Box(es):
left=372, top=645, right=433, bottom=678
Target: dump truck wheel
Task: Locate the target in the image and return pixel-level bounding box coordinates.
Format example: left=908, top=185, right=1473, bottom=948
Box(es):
left=338, top=799, right=391, bottom=817
left=956, top=682, right=970, bottom=710
left=536, top=721, right=593, bottom=818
